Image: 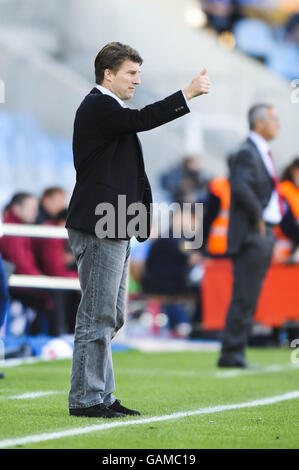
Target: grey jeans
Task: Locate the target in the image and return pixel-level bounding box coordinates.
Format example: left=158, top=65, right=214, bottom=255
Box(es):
left=67, top=228, right=131, bottom=409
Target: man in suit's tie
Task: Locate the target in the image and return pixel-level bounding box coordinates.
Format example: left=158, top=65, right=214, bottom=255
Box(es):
left=66, top=42, right=211, bottom=418
left=218, top=104, right=281, bottom=368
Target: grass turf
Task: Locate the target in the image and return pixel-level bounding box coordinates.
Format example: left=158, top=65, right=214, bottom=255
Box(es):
left=0, top=348, right=299, bottom=449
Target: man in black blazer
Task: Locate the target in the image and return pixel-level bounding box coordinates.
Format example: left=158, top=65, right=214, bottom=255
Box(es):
left=218, top=104, right=281, bottom=368
left=66, top=42, right=211, bottom=418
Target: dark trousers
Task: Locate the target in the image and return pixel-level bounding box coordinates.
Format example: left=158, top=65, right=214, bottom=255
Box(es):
left=220, top=226, right=275, bottom=361
left=47, top=290, right=80, bottom=336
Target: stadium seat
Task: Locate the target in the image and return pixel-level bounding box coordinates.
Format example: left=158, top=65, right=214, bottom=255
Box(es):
left=233, top=18, right=276, bottom=61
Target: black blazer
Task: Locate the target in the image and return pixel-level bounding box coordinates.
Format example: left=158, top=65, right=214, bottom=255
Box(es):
left=66, top=88, right=189, bottom=241
left=227, top=137, right=274, bottom=255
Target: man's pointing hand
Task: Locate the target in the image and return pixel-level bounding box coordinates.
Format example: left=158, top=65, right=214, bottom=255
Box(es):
left=183, top=68, right=211, bottom=101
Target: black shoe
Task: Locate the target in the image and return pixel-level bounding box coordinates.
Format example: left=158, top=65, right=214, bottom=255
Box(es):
left=0, top=371, right=5, bottom=379
left=69, top=403, right=126, bottom=418
left=217, top=356, right=259, bottom=369
left=109, top=399, right=140, bottom=416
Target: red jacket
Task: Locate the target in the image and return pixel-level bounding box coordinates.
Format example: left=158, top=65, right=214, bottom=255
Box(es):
left=0, top=211, right=42, bottom=275
left=32, top=220, right=77, bottom=278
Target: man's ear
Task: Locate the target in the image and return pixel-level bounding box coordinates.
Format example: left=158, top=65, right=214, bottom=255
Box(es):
left=104, top=68, right=112, bottom=82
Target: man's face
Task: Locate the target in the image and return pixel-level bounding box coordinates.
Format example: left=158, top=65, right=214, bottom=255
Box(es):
left=106, top=60, right=141, bottom=100
left=256, top=107, right=280, bottom=141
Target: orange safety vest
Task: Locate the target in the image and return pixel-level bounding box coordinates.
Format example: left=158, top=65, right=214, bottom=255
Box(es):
left=207, top=177, right=230, bottom=255
left=273, top=180, right=299, bottom=263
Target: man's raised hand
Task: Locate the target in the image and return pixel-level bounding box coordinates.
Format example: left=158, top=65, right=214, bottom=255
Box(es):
left=183, top=68, right=211, bottom=101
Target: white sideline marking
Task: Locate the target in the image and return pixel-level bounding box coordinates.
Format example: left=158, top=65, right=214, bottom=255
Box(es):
left=7, top=391, right=63, bottom=400
left=125, top=338, right=220, bottom=352
left=215, top=363, right=299, bottom=378
left=118, top=363, right=299, bottom=379
left=0, top=391, right=298, bottom=448
left=118, top=368, right=197, bottom=377
left=2, top=356, right=298, bottom=379
left=0, top=357, right=61, bottom=368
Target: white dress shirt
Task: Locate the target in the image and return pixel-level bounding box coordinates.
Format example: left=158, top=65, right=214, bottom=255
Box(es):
left=248, top=131, right=282, bottom=225
left=96, top=84, right=126, bottom=107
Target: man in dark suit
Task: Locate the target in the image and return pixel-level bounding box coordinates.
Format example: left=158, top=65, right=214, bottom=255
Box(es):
left=66, top=42, right=211, bottom=418
left=218, top=103, right=282, bottom=368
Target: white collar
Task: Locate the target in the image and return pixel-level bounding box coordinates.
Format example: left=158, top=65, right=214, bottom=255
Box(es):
left=248, top=130, right=275, bottom=177
left=248, top=131, right=270, bottom=156
left=95, top=84, right=125, bottom=108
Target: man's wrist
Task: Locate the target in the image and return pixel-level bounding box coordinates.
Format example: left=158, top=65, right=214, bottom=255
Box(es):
left=182, top=88, right=192, bottom=101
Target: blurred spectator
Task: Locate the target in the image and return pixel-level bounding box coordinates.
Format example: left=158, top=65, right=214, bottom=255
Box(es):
left=33, top=209, right=77, bottom=279
left=273, top=157, right=299, bottom=263
left=200, top=0, right=241, bottom=33
left=129, top=214, right=169, bottom=297
left=267, top=13, right=299, bottom=79
left=271, top=157, right=299, bottom=344
left=141, top=207, right=203, bottom=338
left=129, top=215, right=167, bottom=295
left=160, top=155, right=209, bottom=204
left=32, top=209, right=79, bottom=336
left=285, top=12, right=299, bottom=43
left=202, top=154, right=235, bottom=256
left=0, top=192, right=49, bottom=335
left=129, top=238, right=153, bottom=295
left=2, top=202, right=12, bottom=221
left=200, top=1, right=299, bottom=79
left=0, top=193, right=41, bottom=275
left=0, top=219, right=11, bottom=379
left=35, top=186, right=67, bottom=224
left=0, top=253, right=9, bottom=331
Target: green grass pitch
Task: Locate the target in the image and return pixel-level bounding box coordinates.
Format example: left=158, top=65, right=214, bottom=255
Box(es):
left=0, top=348, right=299, bottom=449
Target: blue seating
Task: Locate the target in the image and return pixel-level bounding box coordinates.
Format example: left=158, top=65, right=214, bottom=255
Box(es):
left=0, top=110, right=74, bottom=208
left=234, top=18, right=275, bottom=60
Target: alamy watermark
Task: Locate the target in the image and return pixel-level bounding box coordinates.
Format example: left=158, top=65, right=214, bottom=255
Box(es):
left=290, top=79, right=299, bottom=104
left=95, top=196, right=203, bottom=249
